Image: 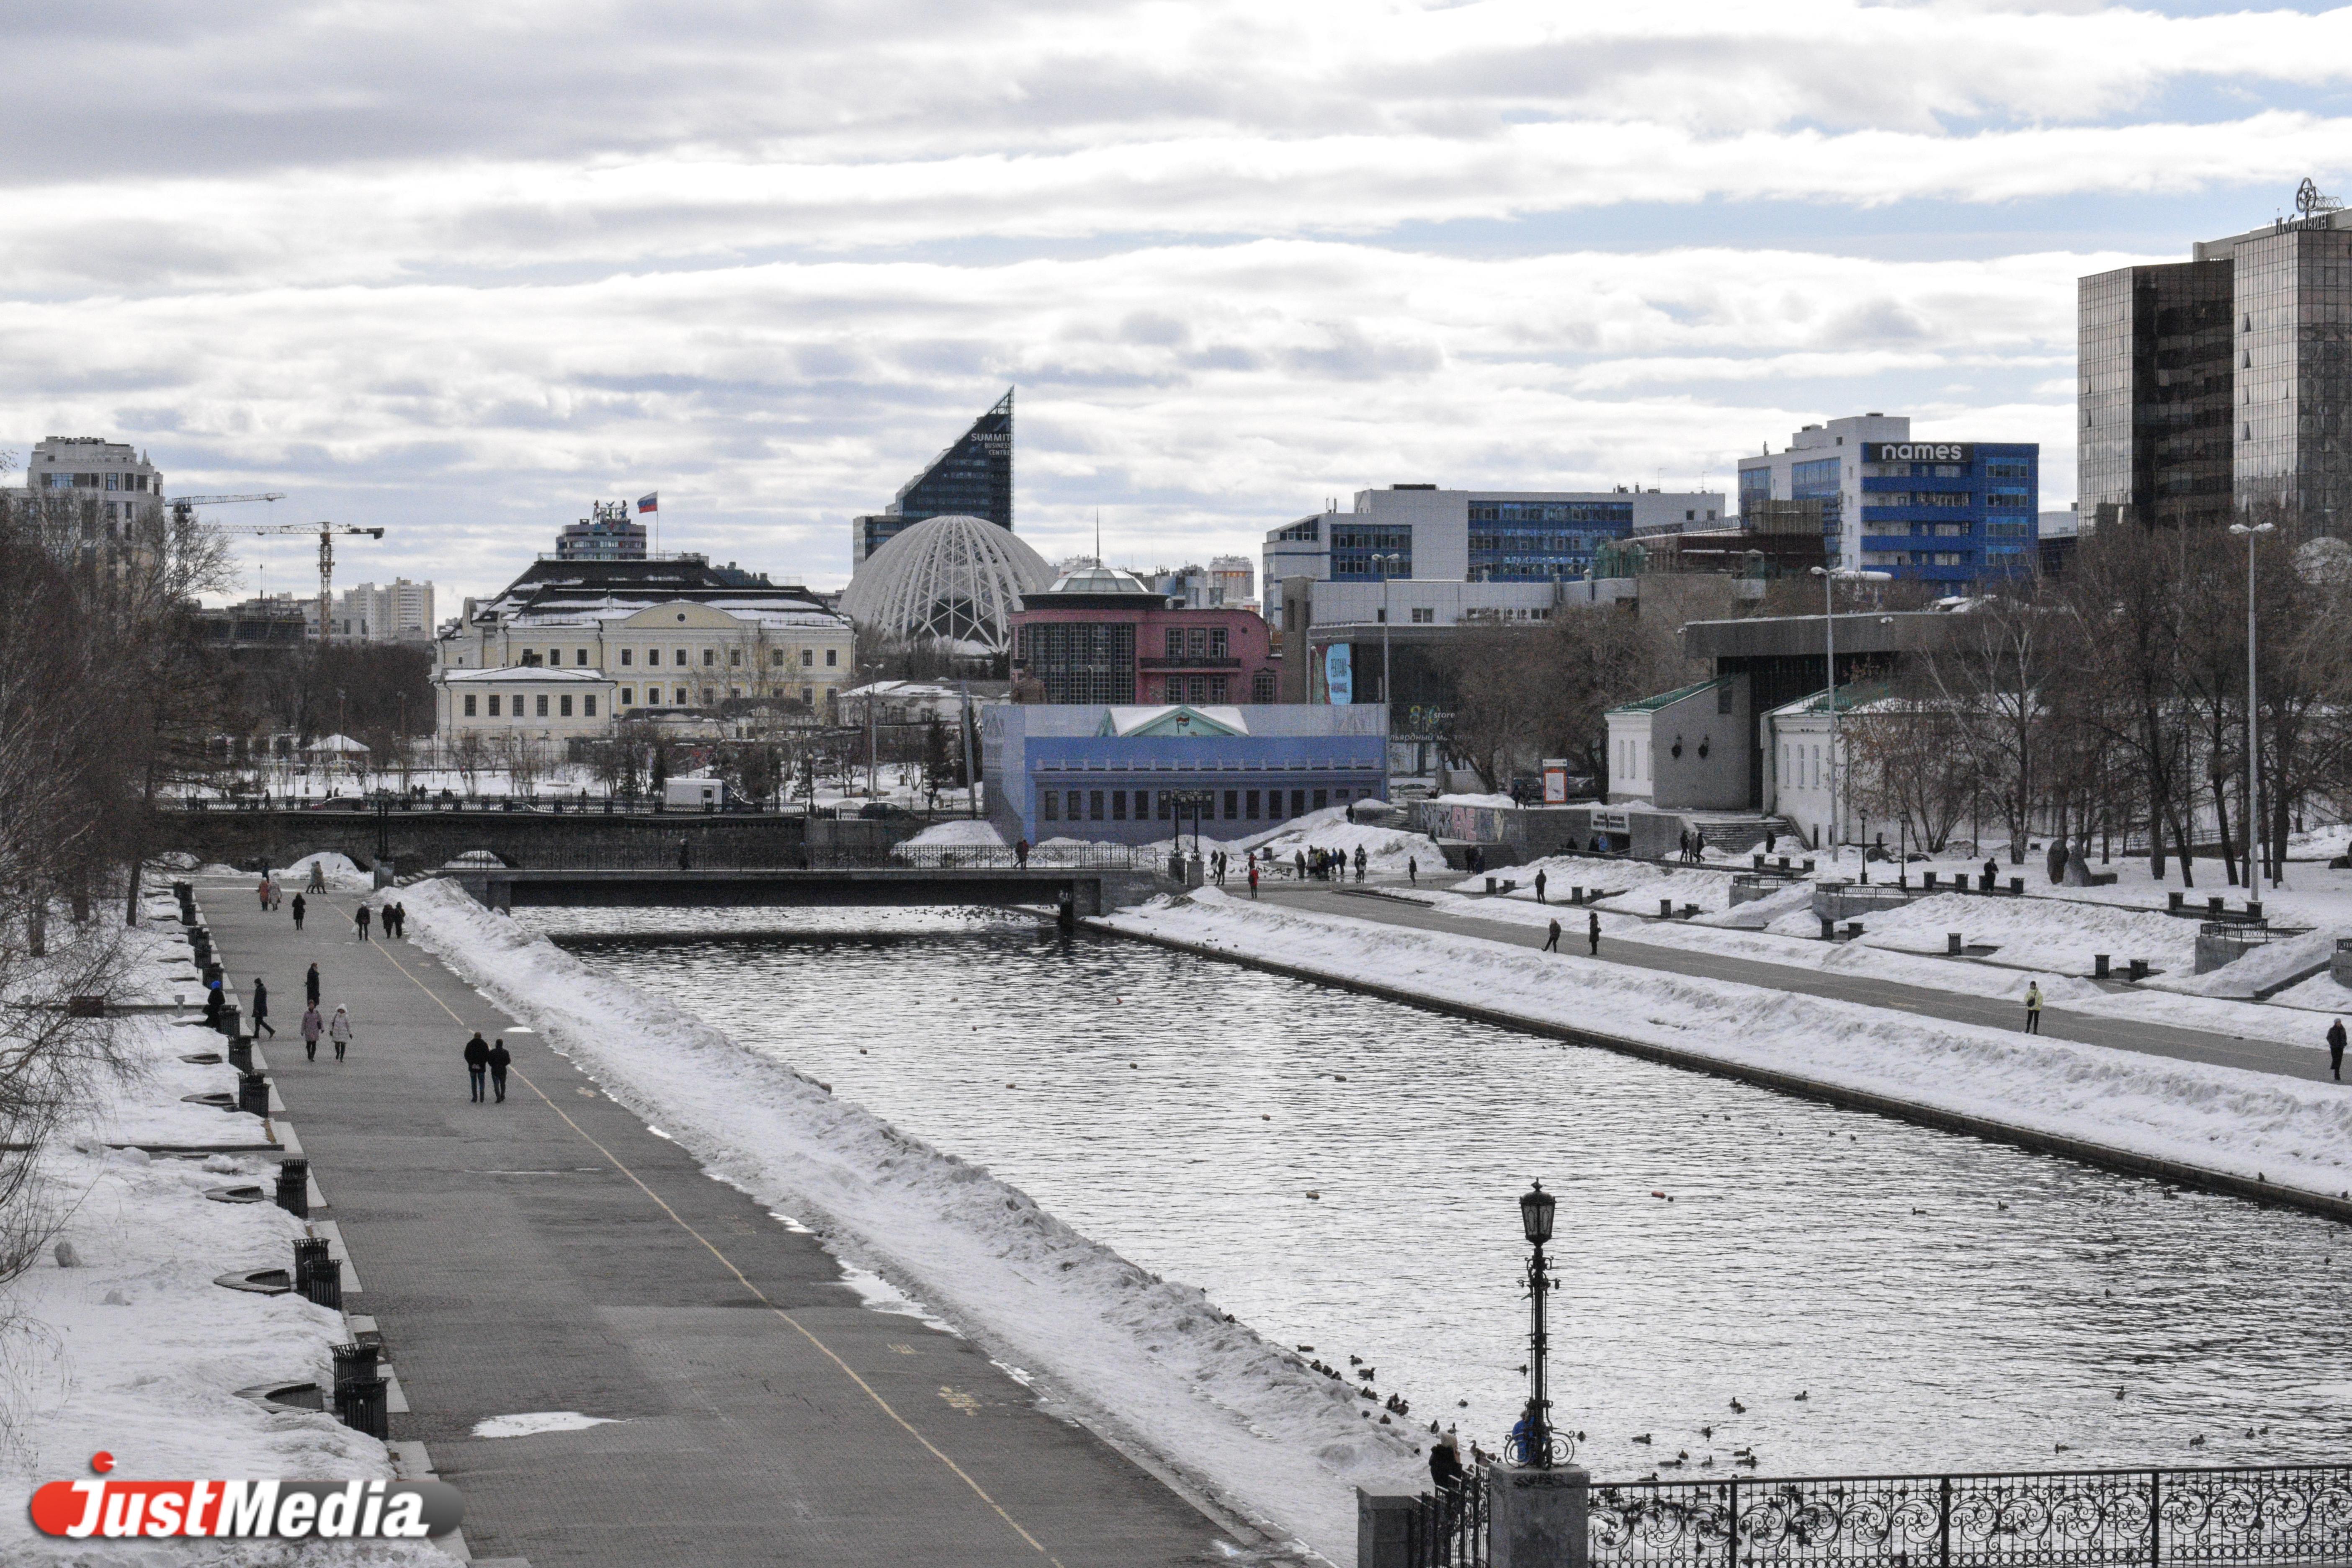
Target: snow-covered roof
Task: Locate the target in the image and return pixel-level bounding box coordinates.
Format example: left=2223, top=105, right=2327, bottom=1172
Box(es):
left=304, top=733, right=370, bottom=753
left=1099, top=704, right=1250, bottom=736
left=439, top=665, right=613, bottom=684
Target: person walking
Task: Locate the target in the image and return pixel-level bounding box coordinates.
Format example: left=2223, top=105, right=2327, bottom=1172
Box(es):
left=328, top=1004, right=353, bottom=1062
left=391, top=901, right=406, bottom=940
left=1353, top=846, right=1366, bottom=883
left=305, top=962, right=321, bottom=1008
left=1587, top=911, right=1601, bottom=956
left=250, top=977, right=275, bottom=1038
left=487, top=1037, right=512, bottom=1103
left=300, top=1003, right=323, bottom=1062
left=678, top=837, right=693, bottom=870
left=1535, top=869, right=1548, bottom=904
left=2023, top=981, right=2044, bottom=1035
left=464, top=1032, right=491, bottom=1102
left=1015, top=837, right=1030, bottom=868
left=257, top=875, right=271, bottom=911
left=1248, top=860, right=1260, bottom=899
left=307, top=860, right=327, bottom=893
left=353, top=904, right=372, bottom=942
left=291, top=891, right=306, bottom=931
left=2329, top=1018, right=2347, bottom=1082
left=1407, top=856, right=1417, bottom=886
left=1543, top=918, right=1561, bottom=953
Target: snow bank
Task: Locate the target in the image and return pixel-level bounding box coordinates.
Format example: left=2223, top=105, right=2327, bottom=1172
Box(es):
left=1232, top=808, right=1430, bottom=873
left=399, top=878, right=1420, bottom=1561
left=2153, top=927, right=2347, bottom=1000
left=284, top=851, right=371, bottom=888
left=1100, top=889, right=2352, bottom=1205
left=1, top=929, right=433, bottom=1564
left=1427, top=792, right=1515, bottom=809
left=899, top=818, right=1005, bottom=849
left=1843, top=892, right=2197, bottom=976
left=1479, top=857, right=1738, bottom=917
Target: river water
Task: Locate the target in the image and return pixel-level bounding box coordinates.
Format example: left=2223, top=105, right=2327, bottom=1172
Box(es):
left=529, top=906, right=2352, bottom=1481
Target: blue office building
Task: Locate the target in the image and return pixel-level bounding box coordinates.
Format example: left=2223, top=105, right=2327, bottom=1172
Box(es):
left=1738, top=415, right=2038, bottom=585
left=983, top=703, right=1389, bottom=847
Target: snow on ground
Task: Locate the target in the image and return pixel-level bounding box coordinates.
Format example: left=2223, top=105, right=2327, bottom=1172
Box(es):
left=399, top=878, right=1420, bottom=1563
left=2150, top=926, right=2348, bottom=1002
left=1102, top=888, right=2352, bottom=1202
left=279, top=852, right=371, bottom=891
left=1478, top=855, right=1739, bottom=917
left=1386, top=878, right=2352, bottom=1062
left=1, top=909, right=433, bottom=1565
left=898, top=818, right=1004, bottom=849
left=1836, top=891, right=2198, bottom=976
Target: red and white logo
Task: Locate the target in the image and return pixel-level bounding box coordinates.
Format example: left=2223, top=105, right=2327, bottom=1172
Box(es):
left=27, top=1454, right=463, bottom=1540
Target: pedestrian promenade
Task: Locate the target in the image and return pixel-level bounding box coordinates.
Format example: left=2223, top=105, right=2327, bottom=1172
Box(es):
left=201, top=880, right=1239, bottom=1568
left=1260, top=885, right=2342, bottom=1084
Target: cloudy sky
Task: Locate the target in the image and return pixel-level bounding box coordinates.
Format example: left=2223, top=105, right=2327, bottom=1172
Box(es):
left=5, top=0, right=2348, bottom=606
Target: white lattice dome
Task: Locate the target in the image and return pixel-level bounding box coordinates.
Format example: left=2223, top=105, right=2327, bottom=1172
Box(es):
left=841, top=514, right=1054, bottom=654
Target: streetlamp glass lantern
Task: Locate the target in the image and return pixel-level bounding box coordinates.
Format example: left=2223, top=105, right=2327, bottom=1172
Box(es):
left=1520, top=1180, right=1555, bottom=1245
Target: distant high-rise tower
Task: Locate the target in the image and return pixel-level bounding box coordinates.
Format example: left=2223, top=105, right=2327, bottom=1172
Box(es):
left=852, top=389, right=1014, bottom=569
left=2080, top=180, right=2352, bottom=527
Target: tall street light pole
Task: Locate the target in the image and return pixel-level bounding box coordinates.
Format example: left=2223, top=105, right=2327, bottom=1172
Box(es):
left=2229, top=520, right=2277, bottom=886
left=1512, top=1181, right=1563, bottom=1468
left=1808, top=566, right=1891, bottom=865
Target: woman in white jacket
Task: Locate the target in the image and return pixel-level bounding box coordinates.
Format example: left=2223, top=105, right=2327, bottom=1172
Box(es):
left=328, top=1004, right=354, bottom=1062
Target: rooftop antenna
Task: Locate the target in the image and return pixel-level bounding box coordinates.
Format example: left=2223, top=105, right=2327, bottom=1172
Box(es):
left=1095, top=508, right=1102, bottom=566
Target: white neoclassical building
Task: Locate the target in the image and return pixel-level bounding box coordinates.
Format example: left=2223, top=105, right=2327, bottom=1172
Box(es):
left=434, top=556, right=855, bottom=737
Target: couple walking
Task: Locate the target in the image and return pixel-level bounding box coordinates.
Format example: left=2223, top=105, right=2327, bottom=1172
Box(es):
left=463, top=1032, right=513, bottom=1102
left=296, top=962, right=350, bottom=1061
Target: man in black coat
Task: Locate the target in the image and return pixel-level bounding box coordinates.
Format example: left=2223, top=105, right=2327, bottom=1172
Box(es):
left=464, top=1032, right=491, bottom=1102
left=1587, top=911, right=1602, bottom=956
left=487, top=1038, right=512, bottom=1103
left=2329, top=1018, right=2347, bottom=1083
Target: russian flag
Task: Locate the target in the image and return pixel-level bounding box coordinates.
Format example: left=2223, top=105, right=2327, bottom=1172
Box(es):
left=637, top=492, right=658, bottom=514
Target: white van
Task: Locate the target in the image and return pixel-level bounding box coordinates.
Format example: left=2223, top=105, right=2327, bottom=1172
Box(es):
left=663, top=775, right=731, bottom=811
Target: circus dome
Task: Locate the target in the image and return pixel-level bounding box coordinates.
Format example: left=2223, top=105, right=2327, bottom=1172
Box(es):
left=840, top=514, right=1054, bottom=654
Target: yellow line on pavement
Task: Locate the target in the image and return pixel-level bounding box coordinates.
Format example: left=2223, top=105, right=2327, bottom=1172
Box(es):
left=328, top=904, right=1064, bottom=1567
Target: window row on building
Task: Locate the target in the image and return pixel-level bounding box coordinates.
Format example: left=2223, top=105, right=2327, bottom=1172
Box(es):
left=462, top=692, right=600, bottom=719
left=1038, top=783, right=1366, bottom=823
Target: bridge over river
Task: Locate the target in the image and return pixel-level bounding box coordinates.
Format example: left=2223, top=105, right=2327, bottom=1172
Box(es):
left=448, top=865, right=1171, bottom=919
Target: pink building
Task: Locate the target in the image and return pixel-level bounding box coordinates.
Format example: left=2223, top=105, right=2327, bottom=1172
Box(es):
left=1010, top=566, right=1280, bottom=705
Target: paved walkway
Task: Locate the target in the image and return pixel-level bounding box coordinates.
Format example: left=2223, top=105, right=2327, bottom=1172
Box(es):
left=1257, top=884, right=2343, bottom=1084
left=201, top=880, right=1240, bottom=1568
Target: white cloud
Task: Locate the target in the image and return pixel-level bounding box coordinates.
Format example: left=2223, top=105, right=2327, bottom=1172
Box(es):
left=0, top=0, right=2324, bottom=600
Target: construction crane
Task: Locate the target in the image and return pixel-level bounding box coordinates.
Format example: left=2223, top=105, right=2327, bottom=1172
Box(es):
left=211, top=520, right=386, bottom=646
left=167, top=492, right=286, bottom=527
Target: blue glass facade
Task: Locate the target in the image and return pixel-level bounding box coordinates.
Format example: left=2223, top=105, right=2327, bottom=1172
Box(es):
left=1857, top=443, right=2039, bottom=584
left=1791, top=457, right=1843, bottom=564
left=1463, top=499, right=1634, bottom=580
left=1328, top=524, right=1412, bottom=579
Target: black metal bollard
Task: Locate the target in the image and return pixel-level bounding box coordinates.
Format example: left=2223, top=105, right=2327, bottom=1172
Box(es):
left=238, top=1072, right=269, bottom=1117
left=276, top=1159, right=310, bottom=1218
left=303, top=1255, right=343, bottom=1311
left=334, top=1375, right=388, bottom=1439
left=331, top=1341, right=381, bottom=1386
left=292, top=1236, right=330, bottom=1290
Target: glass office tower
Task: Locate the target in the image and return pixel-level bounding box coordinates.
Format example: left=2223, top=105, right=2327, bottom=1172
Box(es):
left=852, top=389, right=1015, bottom=567
left=2076, top=261, right=2233, bottom=529
left=2078, top=192, right=2352, bottom=528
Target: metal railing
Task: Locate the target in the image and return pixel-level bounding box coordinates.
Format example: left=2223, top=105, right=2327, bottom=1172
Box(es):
left=1585, top=1465, right=2352, bottom=1568
left=1405, top=1467, right=1489, bottom=1567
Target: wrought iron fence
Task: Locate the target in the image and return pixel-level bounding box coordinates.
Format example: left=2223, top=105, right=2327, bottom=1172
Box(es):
left=1585, top=1466, right=2352, bottom=1568
left=1405, top=1466, right=1489, bottom=1568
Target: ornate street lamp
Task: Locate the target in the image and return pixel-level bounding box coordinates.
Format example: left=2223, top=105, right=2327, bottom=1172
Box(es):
left=1512, top=1180, right=1564, bottom=1468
